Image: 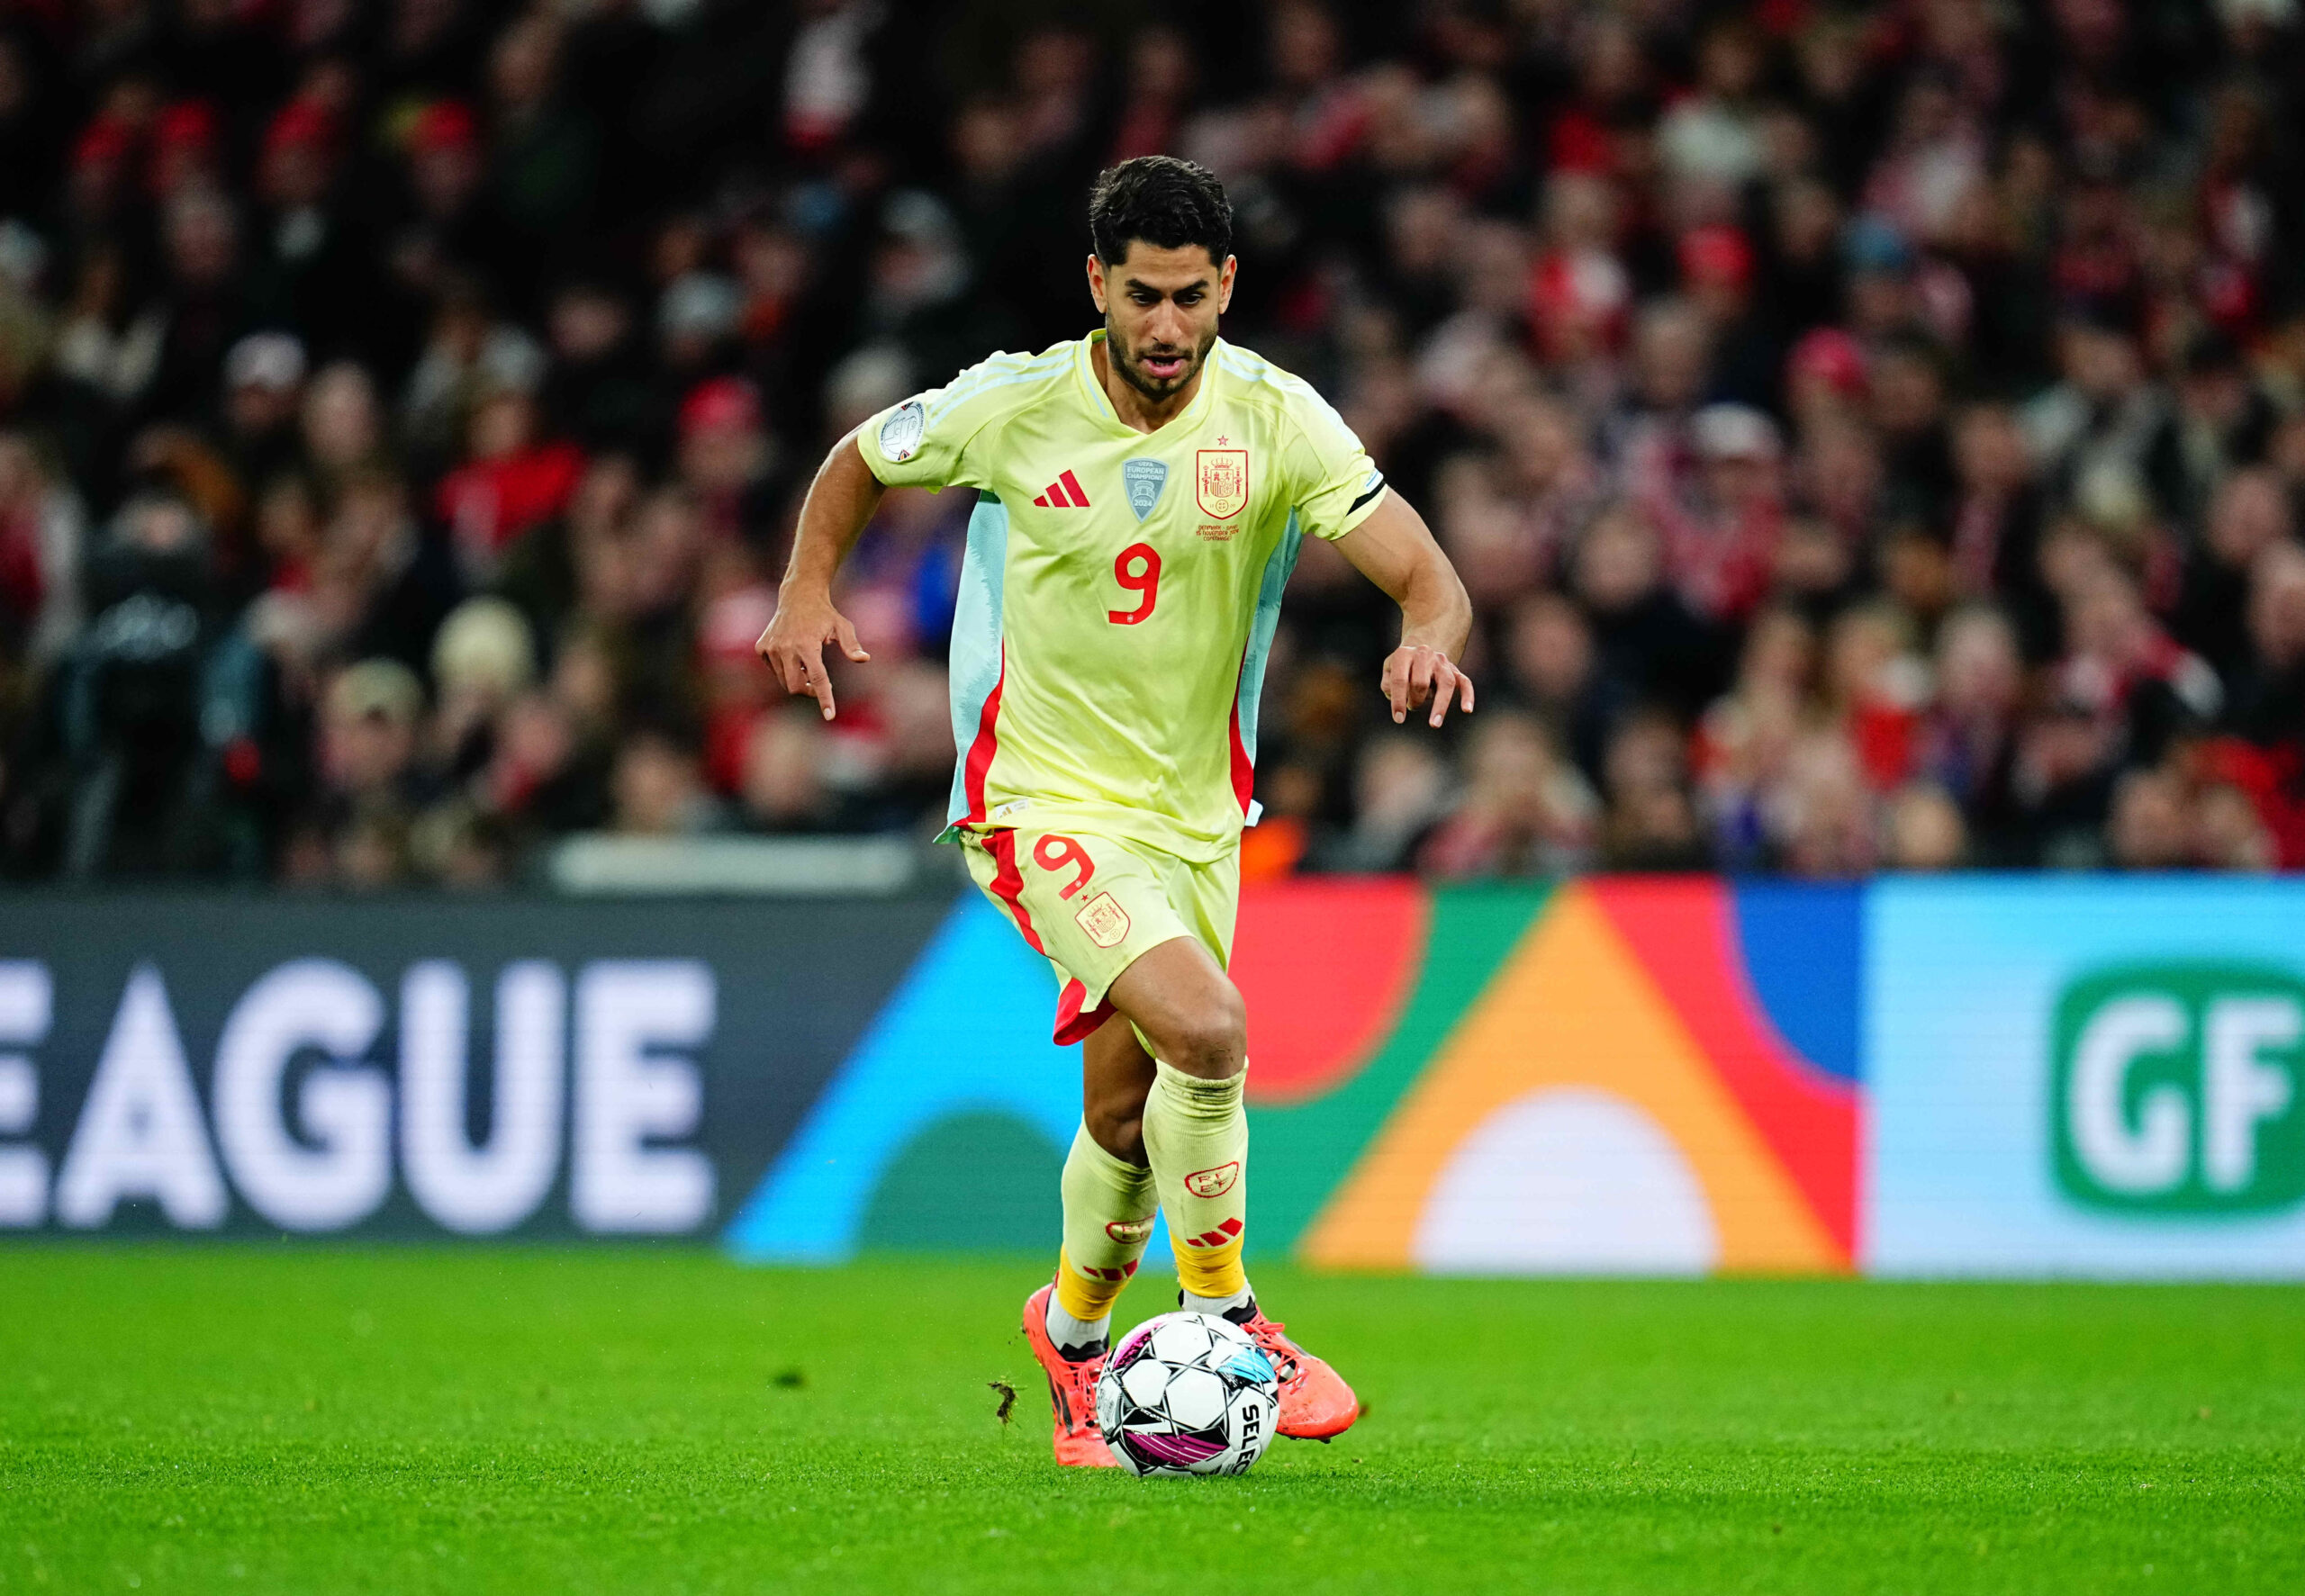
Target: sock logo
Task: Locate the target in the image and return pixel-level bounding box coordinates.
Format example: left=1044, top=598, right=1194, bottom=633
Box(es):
left=1105, top=1215, right=1154, bottom=1243
left=1184, top=1161, right=1240, bottom=1199
left=1181, top=1215, right=1243, bottom=1249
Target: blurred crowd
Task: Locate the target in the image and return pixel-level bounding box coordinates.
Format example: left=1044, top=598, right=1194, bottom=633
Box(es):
left=0, top=0, right=2300, bottom=887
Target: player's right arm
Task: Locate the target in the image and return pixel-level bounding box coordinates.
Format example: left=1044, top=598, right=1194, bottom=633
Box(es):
left=757, top=356, right=1036, bottom=718
left=755, top=427, right=881, bottom=720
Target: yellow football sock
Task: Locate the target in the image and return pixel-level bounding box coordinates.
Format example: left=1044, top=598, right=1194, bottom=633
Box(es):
left=1142, top=1060, right=1249, bottom=1302
left=1053, top=1124, right=1157, bottom=1323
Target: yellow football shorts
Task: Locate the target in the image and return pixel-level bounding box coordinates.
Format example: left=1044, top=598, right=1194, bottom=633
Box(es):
left=961, top=825, right=1239, bottom=1045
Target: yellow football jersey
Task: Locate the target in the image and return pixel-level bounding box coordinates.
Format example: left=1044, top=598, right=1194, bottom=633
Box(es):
left=859, top=329, right=1387, bottom=862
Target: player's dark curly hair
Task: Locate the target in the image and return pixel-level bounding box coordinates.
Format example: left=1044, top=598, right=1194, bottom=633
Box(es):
left=1088, top=156, right=1234, bottom=266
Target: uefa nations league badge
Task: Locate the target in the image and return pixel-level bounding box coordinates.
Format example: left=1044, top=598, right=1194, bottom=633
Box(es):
left=878, top=400, right=926, bottom=463
left=1124, top=458, right=1168, bottom=521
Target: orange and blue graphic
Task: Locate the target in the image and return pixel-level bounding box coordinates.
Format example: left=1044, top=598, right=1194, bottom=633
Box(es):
left=726, top=878, right=1862, bottom=1275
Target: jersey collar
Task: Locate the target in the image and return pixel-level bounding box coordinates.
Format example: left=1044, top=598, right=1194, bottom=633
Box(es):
left=1073, top=329, right=1222, bottom=439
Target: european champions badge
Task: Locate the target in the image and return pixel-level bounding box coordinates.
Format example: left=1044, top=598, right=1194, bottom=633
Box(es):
left=1123, top=458, right=1168, bottom=521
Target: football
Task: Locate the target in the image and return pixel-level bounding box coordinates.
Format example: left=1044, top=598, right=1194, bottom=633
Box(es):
left=1095, top=1312, right=1281, bottom=1477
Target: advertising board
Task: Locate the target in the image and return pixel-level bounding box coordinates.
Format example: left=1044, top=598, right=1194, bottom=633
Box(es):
left=0, top=895, right=950, bottom=1239
left=1867, top=879, right=2305, bottom=1277
left=7, top=877, right=2300, bottom=1279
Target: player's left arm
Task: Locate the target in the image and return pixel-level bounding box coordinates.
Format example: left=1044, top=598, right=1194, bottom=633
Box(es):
left=1333, top=491, right=1477, bottom=728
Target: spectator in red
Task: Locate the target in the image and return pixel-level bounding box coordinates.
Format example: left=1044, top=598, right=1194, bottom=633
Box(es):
left=1527, top=172, right=1632, bottom=374
left=1652, top=403, right=1785, bottom=623
left=436, top=385, right=583, bottom=583
left=1784, top=326, right=1867, bottom=438
left=2055, top=560, right=2224, bottom=767
left=147, top=100, right=220, bottom=201
left=677, top=376, right=784, bottom=551
left=1678, top=224, right=1776, bottom=410
left=247, top=96, right=379, bottom=369
left=1821, top=600, right=1929, bottom=792
left=696, top=582, right=779, bottom=796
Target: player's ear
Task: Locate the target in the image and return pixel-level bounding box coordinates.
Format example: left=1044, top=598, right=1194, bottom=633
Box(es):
left=1086, top=253, right=1107, bottom=314
left=1217, top=255, right=1237, bottom=315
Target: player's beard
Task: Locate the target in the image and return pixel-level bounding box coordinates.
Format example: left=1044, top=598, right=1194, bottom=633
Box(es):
left=1107, top=320, right=1216, bottom=403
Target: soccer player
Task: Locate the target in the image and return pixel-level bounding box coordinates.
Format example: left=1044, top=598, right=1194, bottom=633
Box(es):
left=757, top=157, right=1473, bottom=1467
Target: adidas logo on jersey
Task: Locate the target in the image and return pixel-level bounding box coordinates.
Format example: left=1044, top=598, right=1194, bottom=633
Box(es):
left=1033, top=470, right=1092, bottom=508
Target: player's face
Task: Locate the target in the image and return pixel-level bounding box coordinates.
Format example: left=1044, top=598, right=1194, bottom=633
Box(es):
left=1087, top=243, right=1236, bottom=402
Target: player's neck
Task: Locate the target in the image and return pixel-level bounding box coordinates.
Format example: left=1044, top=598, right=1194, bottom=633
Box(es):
left=1091, top=338, right=1201, bottom=434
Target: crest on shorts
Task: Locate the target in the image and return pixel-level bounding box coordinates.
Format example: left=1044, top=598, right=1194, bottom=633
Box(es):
left=1196, top=448, right=1248, bottom=520
left=1075, top=891, right=1131, bottom=949
left=1123, top=458, right=1167, bottom=521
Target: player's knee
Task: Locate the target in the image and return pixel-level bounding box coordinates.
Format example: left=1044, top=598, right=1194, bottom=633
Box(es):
left=1162, top=989, right=1247, bottom=1080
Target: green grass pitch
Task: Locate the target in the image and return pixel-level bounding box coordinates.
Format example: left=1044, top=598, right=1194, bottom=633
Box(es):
left=2, top=1250, right=2300, bottom=1593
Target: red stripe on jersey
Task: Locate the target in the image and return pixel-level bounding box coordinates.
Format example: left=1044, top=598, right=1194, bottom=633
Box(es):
left=961, top=649, right=1006, bottom=822
left=1059, top=469, right=1089, bottom=508
left=1227, top=702, right=1254, bottom=814
left=1032, top=493, right=1050, bottom=507
left=1226, top=642, right=1255, bottom=815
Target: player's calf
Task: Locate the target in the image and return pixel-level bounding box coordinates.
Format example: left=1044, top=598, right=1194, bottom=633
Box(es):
left=1144, top=1062, right=1250, bottom=1300
left=1048, top=1126, right=1156, bottom=1357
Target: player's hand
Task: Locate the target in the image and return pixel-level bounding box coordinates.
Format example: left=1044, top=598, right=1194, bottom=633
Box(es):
left=1381, top=644, right=1475, bottom=728
left=756, top=590, right=870, bottom=720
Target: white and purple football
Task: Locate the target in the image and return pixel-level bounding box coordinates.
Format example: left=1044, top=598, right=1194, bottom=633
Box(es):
left=1095, top=1311, right=1279, bottom=1477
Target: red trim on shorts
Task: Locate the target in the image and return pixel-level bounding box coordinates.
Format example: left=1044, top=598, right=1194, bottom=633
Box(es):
left=1054, top=978, right=1116, bottom=1047
left=990, top=824, right=1116, bottom=1048
left=961, top=649, right=1006, bottom=823
left=984, top=829, right=1045, bottom=953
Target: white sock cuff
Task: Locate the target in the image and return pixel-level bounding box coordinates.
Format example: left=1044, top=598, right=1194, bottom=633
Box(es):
left=1183, top=1282, right=1254, bottom=1318
left=1044, top=1298, right=1111, bottom=1352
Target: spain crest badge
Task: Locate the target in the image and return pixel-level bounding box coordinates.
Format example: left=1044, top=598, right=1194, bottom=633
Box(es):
left=1196, top=448, right=1249, bottom=520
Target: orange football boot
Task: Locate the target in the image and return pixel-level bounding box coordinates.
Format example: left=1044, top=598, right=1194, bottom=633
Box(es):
left=1238, top=1306, right=1360, bottom=1440
left=1021, top=1283, right=1121, bottom=1468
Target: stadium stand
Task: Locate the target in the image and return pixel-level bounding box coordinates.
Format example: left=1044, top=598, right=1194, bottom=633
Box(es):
left=0, top=0, right=2299, bottom=886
